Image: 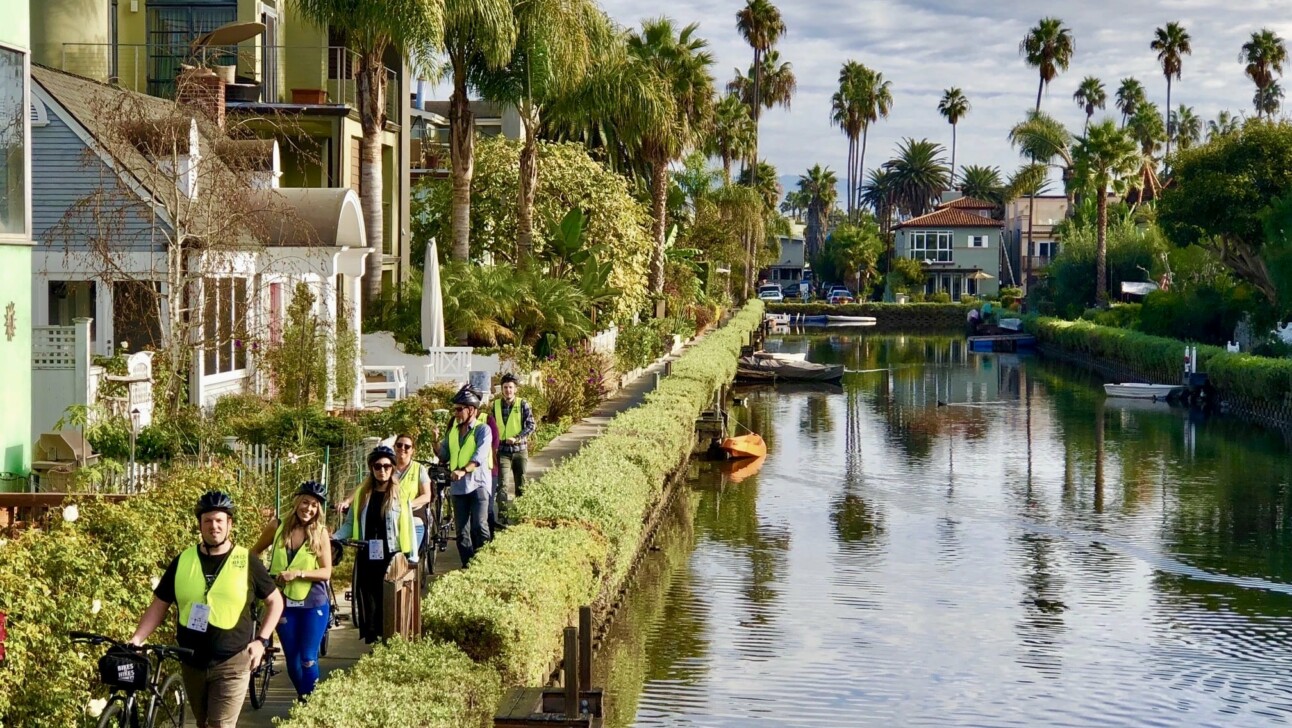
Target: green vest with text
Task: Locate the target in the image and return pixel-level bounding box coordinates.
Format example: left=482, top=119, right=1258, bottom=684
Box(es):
left=493, top=399, right=525, bottom=441
left=347, top=483, right=414, bottom=555
left=269, top=524, right=321, bottom=602
left=175, top=545, right=250, bottom=630
left=448, top=422, right=492, bottom=470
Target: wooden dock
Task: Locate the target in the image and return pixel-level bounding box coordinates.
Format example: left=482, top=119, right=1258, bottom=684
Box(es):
left=967, top=333, right=1037, bottom=352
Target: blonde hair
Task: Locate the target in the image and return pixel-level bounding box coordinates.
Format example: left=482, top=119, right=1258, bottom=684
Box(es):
left=278, top=493, right=329, bottom=560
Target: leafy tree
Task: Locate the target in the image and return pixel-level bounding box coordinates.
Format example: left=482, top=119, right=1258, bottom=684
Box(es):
left=937, top=87, right=970, bottom=178
left=736, top=159, right=783, bottom=211
left=1127, top=102, right=1166, bottom=157
left=708, top=93, right=755, bottom=182
left=887, top=257, right=926, bottom=296
left=798, top=164, right=837, bottom=259
left=1241, top=28, right=1288, bottom=119
left=884, top=138, right=950, bottom=217
left=814, top=220, right=884, bottom=297
left=1208, top=110, right=1242, bottom=140
left=266, top=282, right=329, bottom=408
left=1073, top=120, right=1141, bottom=305
left=1072, top=76, right=1106, bottom=134
left=958, top=164, right=1005, bottom=206
left=1152, top=22, right=1192, bottom=167
left=1020, top=17, right=1075, bottom=112
left=1034, top=216, right=1167, bottom=317
left=734, top=0, right=787, bottom=176
left=1115, top=77, right=1147, bottom=128
left=295, top=0, right=441, bottom=299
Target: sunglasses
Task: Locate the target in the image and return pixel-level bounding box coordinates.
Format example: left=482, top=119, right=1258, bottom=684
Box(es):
left=395, top=443, right=413, bottom=450
left=372, top=462, right=394, bottom=471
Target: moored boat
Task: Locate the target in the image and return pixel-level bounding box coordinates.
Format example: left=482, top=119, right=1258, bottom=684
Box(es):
left=719, top=434, right=767, bottom=459
left=736, top=356, right=846, bottom=384
left=1103, top=383, right=1184, bottom=400
left=826, top=315, right=877, bottom=325
left=752, top=351, right=807, bottom=362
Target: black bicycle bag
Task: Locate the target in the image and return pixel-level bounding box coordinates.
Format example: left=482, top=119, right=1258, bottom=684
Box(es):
left=98, top=646, right=150, bottom=690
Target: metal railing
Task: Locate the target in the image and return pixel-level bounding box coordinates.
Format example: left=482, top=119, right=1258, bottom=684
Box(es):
left=59, top=43, right=401, bottom=121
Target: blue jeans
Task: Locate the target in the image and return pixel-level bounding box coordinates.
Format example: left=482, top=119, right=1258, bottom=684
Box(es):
left=452, top=488, right=491, bottom=567
left=277, top=603, right=331, bottom=697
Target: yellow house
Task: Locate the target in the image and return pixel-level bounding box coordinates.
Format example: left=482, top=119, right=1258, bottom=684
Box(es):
left=31, top=0, right=412, bottom=298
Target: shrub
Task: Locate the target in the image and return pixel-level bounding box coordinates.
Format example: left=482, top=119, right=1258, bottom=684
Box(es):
left=1080, top=303, right=1141, bottom=329
left=539, top=345, right=613, bottom=422
left=929, top=291, right=952, bottom=304
left=615, top=322, right=666, bottom=373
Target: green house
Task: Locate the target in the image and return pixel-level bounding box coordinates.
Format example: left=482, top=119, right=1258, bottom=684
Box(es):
left=894, top=197, right=1002, bottom=299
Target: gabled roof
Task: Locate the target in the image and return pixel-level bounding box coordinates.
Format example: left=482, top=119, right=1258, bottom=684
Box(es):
left=895, top=207, right=1003, bottom=229
left=941, top=196, right=997, bottom=210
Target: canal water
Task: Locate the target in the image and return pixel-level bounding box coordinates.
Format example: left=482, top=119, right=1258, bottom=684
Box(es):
left=593, top=332, right=1292, bottom=727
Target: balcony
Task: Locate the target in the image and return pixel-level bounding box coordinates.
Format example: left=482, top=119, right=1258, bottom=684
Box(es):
left=58, top=43, right=400, bottom=123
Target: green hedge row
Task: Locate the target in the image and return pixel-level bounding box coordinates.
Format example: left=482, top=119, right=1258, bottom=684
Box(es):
left=1025, top=316, right=1292, bottom=403
left=282, top=300, right=765, bottom=725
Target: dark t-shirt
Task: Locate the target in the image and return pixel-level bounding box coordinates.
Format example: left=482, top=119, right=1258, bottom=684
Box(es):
left=154, top=546, right=278, bottom=669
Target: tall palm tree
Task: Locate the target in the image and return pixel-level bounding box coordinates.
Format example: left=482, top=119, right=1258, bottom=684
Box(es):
left=937, top=87, right=970, bottom=179
left=735, top=0, right=787, bottom=180
left=443, top=0, right=519, bottom=261
left=626, top=18, right=716, bottom=294
left=831, top=60, right=866, bottom=218
left=884, top=138, right=951, bottom=218
left=854, top=67, right=893, bottom=213
left=295, top=0, right=441, bottom=298
left=1127, top=102, right=1166, bottom=157
left=958, top=164, right=1005, bottom=205
left=860, top=166, right=897, bottom=236
left=1115, top=77, right=1147, bottom=128
left=708, top=93, right=756, bottom=183
left=1255, top=82, right=1285, bottom=118
left=1207, top=110, right=1241, bottom=139
left=737, top=160, right=782, bottom=211
left=1072, top=76, right=1106, bottom=133
left=1151, top=22, right=1192, bottom=168
left=1168, top=105, right=1202, bottom=151
left=1072, top=120, right=1139, bottom=306
left=1010, top=110, right=1074, bottom=285
left=1020, top=17, right=1075, bottom=112
left=1241, top=28, right=1288, bottom=119
left=798, top=164, right=837, bottom=259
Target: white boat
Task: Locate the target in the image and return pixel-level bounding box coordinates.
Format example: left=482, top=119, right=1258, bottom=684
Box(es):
left=765, top=313, right=790, bottom=323
left=753, top=351, right=807, bottom=362
left=826, top=315, right=877, bottom=324
left=1103, top=383, right=1184, bottom=400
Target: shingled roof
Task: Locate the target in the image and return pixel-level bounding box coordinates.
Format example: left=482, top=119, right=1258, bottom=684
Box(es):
left=942, top=196, right=997, bottom=210
left=894, top=207, right=1003, bottom=229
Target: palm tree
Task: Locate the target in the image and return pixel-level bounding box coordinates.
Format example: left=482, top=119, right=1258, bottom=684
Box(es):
left=1009, top=111, right=1074, bottom=285
left=854, top=67, right=893, bottom=212
left=1255, top=81, right=1285, bottom=118
left=958, top=164, right=1005, bottom=205
left=1207, top=110, right=1241, bottom=139
left=1127, top=102, right=1166, bottom=157
left=626, top=18, right=716, bottom=294
left=737, top=160, right=782, bottom=211
left=860, top=166, right=897, bottom=236
left=1115, top=77, right=1147, bottom=127
left=1072, top=120, right=1139, bottom=306
left=443, top=0, right=519, bottom=261
left=1241, top=28, right=1288, bottom=119
left=1020, top=17, right=1075, bottom=112
left=1151, top=22, right=1192, bottom=169
left=735, top=0, right=787, bottom=180
left=1072, top=76, right=1106, bottom=133
left=708, top=93, right=756, bottom=183
left=831, top=61, right=866, bottom=218
left=295, top=0, right=441, bottom=297
left=798, top=164, right=838, bottom=259
left=937, top=88, right=970, bottom=179
left=1168, top=105, right=1202, bottom=151
left=884, top=138, right=951, bottom=218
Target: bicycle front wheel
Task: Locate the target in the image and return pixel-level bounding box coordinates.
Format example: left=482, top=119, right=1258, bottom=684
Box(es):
left=249, top=658, right=273, bottom=709
left=147, top=672, right=186, bottom=727
left=94, top=697, right=127, bottom=728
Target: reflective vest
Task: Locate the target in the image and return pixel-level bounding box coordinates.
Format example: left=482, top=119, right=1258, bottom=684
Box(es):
left=396, top=461, right=423, bottom=504
left=448, top=422, right=491, bottom=470
left=269, top=524, right=321, bottom=602
left=176, top=545, right=249, bottom=631
left=493, top=399, right=525, bottom=441
left=346, top=483, right=414, bottom=556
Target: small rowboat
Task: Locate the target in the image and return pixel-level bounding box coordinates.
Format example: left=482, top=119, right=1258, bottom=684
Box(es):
left=1103, top=383, right=1184, bottom=400
left=752, top=351, right=807, bottom=362
left=719, top=434, right=767, bottom=459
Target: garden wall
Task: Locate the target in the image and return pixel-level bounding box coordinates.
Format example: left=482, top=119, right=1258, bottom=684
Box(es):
left=766, top=302, right=971, bottom=330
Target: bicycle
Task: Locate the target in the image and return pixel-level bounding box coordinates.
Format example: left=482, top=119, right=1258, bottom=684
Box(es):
left=319, top=538, right=345, bottom=657
left=71, top=631, right=190, bottom=728
left=247, top=602, right=281, bottom=710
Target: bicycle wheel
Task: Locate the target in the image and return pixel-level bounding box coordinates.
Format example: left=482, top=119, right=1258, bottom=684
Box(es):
left=320, top=629, right=331, bottom=657
left=249, top=657, right=273, bottom=710
left=95, top=697, right=127, bottom=728
left=148, top=673, right=186, bottom=728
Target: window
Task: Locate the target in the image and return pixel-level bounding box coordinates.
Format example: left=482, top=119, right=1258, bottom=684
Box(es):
left=0, top=44, right=27, bottom=236
left=260, top=7, right=279, bottom=102
left=909, top=231, right=953, bottom=263
left=969, top=234, right=990, bottom=248
left=146, top=2, right=238, bottom=98
left=1036, top=241, right=1058, bottom=259
left=203, top=277, right=248, bottom=375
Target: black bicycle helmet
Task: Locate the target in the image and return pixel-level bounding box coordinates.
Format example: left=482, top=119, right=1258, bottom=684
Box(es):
left=500, top=372, right=519, bottom=386
left=195, top=490, right=235, bottom=520
left=367, top=445, right=396, bottom=466
left=294, top=480, right=328, bottom=506
left=451, top=384, right=482, bottom=408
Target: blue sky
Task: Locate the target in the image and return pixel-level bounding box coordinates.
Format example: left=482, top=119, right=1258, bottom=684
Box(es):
left=596, top=0, right=1292, bottom=190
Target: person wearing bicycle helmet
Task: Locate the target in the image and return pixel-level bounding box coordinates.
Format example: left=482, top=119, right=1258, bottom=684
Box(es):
left=438, top=383, right=493, bottom=566
left=129, top=490, right=282, bottom=728
left=250, top=481, right=332, bottom=700
left=334, top=445, right=417, bottom=643
left=489, top=372, right=536, bottom=524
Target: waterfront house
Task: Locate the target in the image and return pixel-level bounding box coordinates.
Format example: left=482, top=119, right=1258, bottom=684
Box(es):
left=893, top=197, right=1001, bottom=299
left=410, top=99, right=525, bottom=183
left=764, top=233, right=805, bottom=291
left=1004, top=195, right=1069, bottom=291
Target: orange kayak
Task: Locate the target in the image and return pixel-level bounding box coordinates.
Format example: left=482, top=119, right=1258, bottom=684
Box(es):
left=719, top=434, right=767, bottom=459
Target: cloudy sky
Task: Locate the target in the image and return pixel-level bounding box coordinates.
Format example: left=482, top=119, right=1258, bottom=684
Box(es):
left=593, top=0, right=1292, bottom=190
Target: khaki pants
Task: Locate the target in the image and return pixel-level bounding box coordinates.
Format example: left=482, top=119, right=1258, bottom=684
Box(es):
left=180, top=652, right=251, bottom=728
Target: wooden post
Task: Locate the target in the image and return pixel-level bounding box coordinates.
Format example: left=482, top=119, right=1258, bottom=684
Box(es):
left=563, top=626, right=579, bottom=719
left=579, top=606, right=592, bottom=693
left=664, top=361, right=673, bottom=377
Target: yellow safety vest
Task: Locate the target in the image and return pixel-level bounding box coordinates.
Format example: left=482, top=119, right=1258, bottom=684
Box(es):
left=346, top=482, right=414, bottom=556
left=175, top=545, right=250, bottom=631
left=269, top=523, right=321, bottom=602
left=493, top=399, right=524, bottom=441
left=448, top=423, right=491, bottom=470
left=396, top=461, right=423, bottom=504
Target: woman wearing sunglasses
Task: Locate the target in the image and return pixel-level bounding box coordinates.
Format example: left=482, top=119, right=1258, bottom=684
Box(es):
left=333, top=445, right=416, bottom=643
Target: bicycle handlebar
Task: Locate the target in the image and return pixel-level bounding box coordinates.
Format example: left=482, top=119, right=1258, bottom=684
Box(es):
left=70, top=631, right=195, bottom=661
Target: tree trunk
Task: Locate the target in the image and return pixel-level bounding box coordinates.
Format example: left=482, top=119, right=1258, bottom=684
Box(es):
left=1035, top=76, right=1044, bottom=112
left=1025, top=190, right=1036, bottom=290
left=1163, top=80, right=1172, bottom=174
left=516, top=108, right=539, bottom=262
left=649, top=154, right=668, bottom=295
left=356, top=54, right=386, bottom=303
left=749, top=48, right=762, bottom=183
left=449, top=60, right=474, bottom=262
left=950, top=123, right=957, bottom=183
left=744, top=231, right=755, bottom=299
left=1095, top=184, right=1109, bottom=306
left=857, top=126, right=869, bottom=213
left=722, top=154, right=732, bottom=184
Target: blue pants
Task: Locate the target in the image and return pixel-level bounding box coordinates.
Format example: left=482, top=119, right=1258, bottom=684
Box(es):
left=452, top=488, right=491, bottom=567
left=277, top=603, right=331, bottom=697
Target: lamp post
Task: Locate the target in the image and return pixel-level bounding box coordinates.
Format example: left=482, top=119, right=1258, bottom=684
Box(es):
left=129, top=407, right=141, bottom=490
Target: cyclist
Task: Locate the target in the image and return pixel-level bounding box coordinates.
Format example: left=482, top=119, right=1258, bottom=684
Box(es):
left=333, top=445, right=416, bottom=644
left=338, top=435, right=433, bottom=562
left=489, top=372, right=536, bottom=524
left=250, top=481, right=333, bottom=701
left=439, top=384, right=493, bottom=566
left=129, top=490, right=282, bottom=728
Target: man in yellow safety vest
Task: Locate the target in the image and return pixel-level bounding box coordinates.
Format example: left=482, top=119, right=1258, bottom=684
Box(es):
left=489, top=372, right=536, bottom=524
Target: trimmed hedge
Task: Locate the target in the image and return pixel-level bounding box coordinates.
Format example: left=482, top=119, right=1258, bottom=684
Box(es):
left=1026, top=316, right=1292, bottom=403
left=284, top=301, right=765, bottom=725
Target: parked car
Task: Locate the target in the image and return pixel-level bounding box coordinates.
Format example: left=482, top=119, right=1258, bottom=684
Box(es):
left=758, top=285, right=784, bottom=302
left=781, top=284, right=800, bottom=300
left=828, top=291, right=854, bottom=305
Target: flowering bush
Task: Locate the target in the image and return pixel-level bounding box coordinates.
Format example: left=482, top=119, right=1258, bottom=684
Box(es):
left=539, top=345, right=613, bottom=422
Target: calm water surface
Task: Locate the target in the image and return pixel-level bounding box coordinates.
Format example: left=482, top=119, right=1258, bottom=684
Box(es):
left=593, top=333, right=1292, bottom=728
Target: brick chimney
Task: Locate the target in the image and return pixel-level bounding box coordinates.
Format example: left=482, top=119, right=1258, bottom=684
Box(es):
left=176, top=68, right=226, bottom=130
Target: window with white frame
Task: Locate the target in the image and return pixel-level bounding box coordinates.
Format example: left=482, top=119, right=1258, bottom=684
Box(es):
left=909, top=230, right=953, bottom=263
left=1036, top=240, right=1059, bottom=258
left=203, top=277, right=249, bottom=375
left=0, top=44, right=27, bottom=236
left=969, top=234, right=990, bottom=248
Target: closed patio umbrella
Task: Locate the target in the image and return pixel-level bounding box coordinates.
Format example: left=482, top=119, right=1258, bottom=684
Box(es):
left=421, top=240, right=445, bottom=351
left=967, top=270, right=995, bottom=281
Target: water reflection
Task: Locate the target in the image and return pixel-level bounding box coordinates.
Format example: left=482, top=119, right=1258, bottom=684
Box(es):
left=600, top=333, right=1292, bottom=726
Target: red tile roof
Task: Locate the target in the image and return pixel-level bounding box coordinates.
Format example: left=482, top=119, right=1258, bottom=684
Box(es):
left=895, top=207, right=1002, bottom=229
left=942, top=196, right=997, bottom=210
